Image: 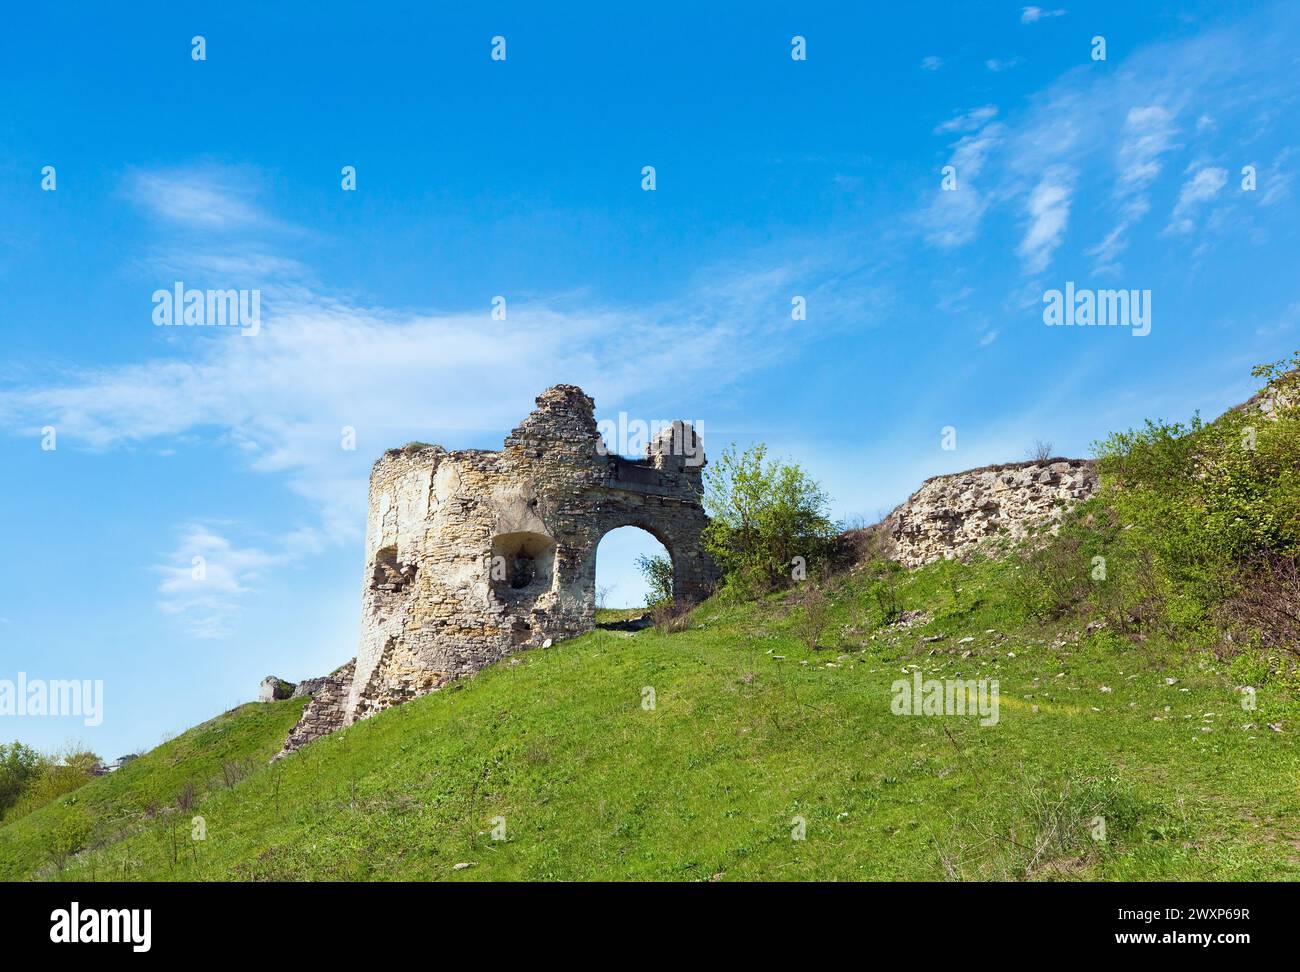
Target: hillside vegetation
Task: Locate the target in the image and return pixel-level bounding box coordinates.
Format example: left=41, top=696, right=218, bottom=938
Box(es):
left=1, top=564, right=1296, bottom=881
left=2, top=358, right=1296, bottom=882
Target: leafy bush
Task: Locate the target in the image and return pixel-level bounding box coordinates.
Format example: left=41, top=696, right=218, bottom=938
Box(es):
left=0, top=742, right=43, bottom=817
left=703, top=443, right=838, bottom=595
left=1095, top=353, right=1300, bottom=570
left=635, top=553, right=674, bottom=608
left=1007, top=353, right=1300, bottom=660
left=45, top=807, right=94, bottom=870
left=1, top=746, right=101, bottom=825
left=1217, top=552, right=1300, bottom=666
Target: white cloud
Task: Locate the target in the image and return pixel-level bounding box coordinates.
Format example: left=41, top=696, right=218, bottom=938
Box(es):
left=985, top=57, right=1023, bottom=72
left=1021, top=7, right=1066, bottom=24
left=126, top=166, right=273, bottom=231
left=935, top=105, right=998, bottom=134
left=921, top=56, right=944, bottom=71
left=1260, top=147, right=1295, bottom=206
left=914, top=9, right=1294, bottom=277
left=1018, top=166, right=1076, bottom=274
left=154, top=525, right=291, bottom=638
left=1167, top=164, right=1228, bottom=234
left=919, top=120, right=1004, bottom=247
left=1086, top=104, right=1180, bottom=271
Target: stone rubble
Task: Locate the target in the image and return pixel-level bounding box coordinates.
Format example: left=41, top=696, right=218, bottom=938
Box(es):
left=879, top=459, right=1100, bottom=568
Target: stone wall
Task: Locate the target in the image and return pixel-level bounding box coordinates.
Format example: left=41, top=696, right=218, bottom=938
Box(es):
left=343, top=385, right=717, bottom=725
left=880, top=459, right=1100, bottom=568
left=274, top=660, right=355, bottom=760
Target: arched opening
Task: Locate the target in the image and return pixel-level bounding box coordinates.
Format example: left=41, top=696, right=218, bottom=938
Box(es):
left=490, top=531, right=556, bottom=603
left=594, top=526, right=673, bottom=625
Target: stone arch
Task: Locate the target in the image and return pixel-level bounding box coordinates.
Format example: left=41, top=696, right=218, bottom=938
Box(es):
left=580, top=504, right=713, bottom=613
left=589, top=521, right=677, bottom=609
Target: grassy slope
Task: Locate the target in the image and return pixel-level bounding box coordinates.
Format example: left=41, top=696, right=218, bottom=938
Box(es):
left=5, top=560, right=1296, bottom=882
left=0, top=699, right=306, bottom=881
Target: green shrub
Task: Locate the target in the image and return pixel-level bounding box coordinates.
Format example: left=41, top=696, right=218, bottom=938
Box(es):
left=1094, top=352, right=1300, bottom=579
left=0, top=742, right=43, bottom=817
left=45, top=807, right=94, bottom=870
left=1, top=747, right=101, bottom=825
left=635, top=553, right=674, bottom=608
left=702, top=443, right=837, bottom=595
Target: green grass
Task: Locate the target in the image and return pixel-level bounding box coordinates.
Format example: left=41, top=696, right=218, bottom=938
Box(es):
left=595, top=607, right=649, bottom=624
left=3, top=557, right=1296, bottom=882
left=0, top=698, right=306, bottom=881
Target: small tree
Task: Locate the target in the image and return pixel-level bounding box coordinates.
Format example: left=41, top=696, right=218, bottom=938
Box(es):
left=0, top=741, right=43, bottom=818
left=702, top=443, right=837, bottom=594
left=635, top=553, right=674, bottom=608
left=1027, top=440, right=1054, bottom=462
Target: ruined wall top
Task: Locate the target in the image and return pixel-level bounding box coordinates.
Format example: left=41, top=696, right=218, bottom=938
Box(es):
left=880, top=458, right=1099, bottom=568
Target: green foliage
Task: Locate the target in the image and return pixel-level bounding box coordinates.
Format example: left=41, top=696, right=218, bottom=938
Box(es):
left=634, top=553, right=674, bottom=608
left=0, top=742, right=43, bottom=817
left=0, top=746, right=100, bottom=826
left=45, top=808, right=93, bottom=870
left=2, top=554, right=1297, bottom=881
left=0, top=700, right=305, bottom=880
left=1012, top=353, right=1300, bottom=656
left=702, top=443, right=837, bottom=595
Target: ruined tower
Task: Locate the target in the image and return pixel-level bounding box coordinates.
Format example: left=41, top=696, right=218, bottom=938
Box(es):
left=343, top=385, right=717, bottom=724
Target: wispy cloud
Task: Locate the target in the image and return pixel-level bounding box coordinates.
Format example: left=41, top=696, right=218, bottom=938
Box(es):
left=919, top=116, right=1004, bottom=247
left=125, top=166, right=273, bottom=231
left=1260, top=147, right=1295, bottom=206
left=935, top=105, right=998, bottom=134
left=1021, top=7, right=1066, bottom=24
left=1167, top=163, right=1228, bottom=235
left=921, top=56, right=944, bottom=71
left=1086, top=104, right=1180, bottom=271
left=985, top=57, right=1023, bottom=72
left=154, top=525, right=290, bottom=638
left=1018, top=166, right=1076, bottom=274
left=917, top=5, right=1299, bottom=280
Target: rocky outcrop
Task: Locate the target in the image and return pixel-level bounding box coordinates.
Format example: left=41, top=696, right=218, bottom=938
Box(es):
left=258, top=676, right=295, bottom=702
left=273, top=660, right=356, bottom=761
left=880, top=459, right=1100, bottom=568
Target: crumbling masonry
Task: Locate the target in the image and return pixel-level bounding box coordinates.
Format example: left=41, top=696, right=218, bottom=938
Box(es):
left=271, top=390, right=1118, bottom=757
left=275, top=385, right=718, bottom=755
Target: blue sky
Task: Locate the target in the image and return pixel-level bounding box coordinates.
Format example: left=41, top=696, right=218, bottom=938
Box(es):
left=2, top=1, right=1298, bottom=758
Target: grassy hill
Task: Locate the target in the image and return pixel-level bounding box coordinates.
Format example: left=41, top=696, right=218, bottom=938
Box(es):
left=0, top=698, right=305, bottom=881
left=4, top=360, right=1297, bottom=882
left=2, top=557, right=1296, bottom=882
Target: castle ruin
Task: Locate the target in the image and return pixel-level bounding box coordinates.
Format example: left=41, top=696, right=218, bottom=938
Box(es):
left=272, top=387, right=1114, bottom=759
left=276, top=385, right=717, bottom=756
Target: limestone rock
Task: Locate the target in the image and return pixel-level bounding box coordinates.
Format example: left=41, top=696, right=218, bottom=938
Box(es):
left=258, top=676, right=296, bottom=702
left=273, top=660, right=356, bottom=760
left=876, top=459, right=1100, bottom=568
